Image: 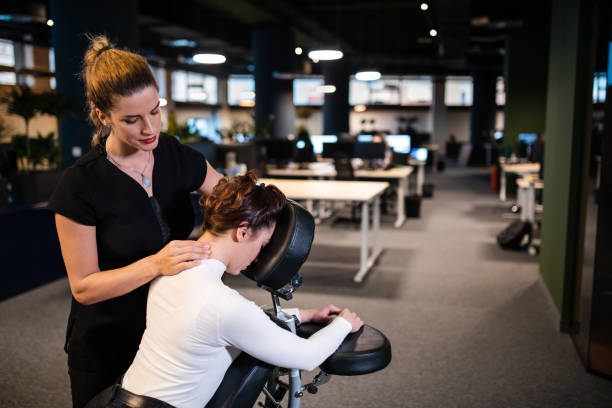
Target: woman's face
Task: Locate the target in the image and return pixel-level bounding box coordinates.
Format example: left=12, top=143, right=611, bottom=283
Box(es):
left=105, top=85, right=161, bottom=152
left=227, top=223, right=276, bottom=275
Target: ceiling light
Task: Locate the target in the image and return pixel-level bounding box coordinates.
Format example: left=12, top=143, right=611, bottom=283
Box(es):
left=46, top=19, right=54, bottom=26
left=355, top=71, right=381, bottom=81
left=420, top=3, right=429, bottom=11
left=354, top=104, right=367, bottom=112
left=295, top=47, right=303, bottom=55
left=159, top=98, right=168, bottom=107
left=193, top=53, right=226, bottom=64
left=316, top=85, right=336, bottom=93
left=308, top=50, right=343, bottom=61
left=429, top=29, right=438, bottom=37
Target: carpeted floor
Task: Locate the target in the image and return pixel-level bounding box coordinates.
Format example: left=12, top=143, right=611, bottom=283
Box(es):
left=2, top=167, right=611, bottom=407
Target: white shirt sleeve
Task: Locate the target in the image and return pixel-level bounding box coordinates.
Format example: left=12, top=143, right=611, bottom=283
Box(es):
left=218, top=295, right=352, bottom=372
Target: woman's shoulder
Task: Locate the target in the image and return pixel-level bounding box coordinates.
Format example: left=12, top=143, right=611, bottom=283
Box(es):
left=58, top=145, right=106, bottom=182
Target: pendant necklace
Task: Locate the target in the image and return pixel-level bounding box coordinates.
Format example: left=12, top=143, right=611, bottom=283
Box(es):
left=107, top=151, right=152, bottom=187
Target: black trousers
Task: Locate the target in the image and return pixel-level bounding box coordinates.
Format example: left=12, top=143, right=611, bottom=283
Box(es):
left=69, top=365, right=123, bottom=408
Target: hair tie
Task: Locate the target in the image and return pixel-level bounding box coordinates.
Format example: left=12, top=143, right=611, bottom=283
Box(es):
left=97, top=45, right=112, bottom=56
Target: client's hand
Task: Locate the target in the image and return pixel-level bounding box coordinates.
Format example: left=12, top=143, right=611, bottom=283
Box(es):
left=151, top=240, right=212, bottom=276
left=339, top=308, right=364, bottom=333
left=299, top=304, right=341, bottom=324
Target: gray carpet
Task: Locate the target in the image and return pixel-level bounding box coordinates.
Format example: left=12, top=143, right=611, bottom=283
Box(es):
left=2, top=167, right=612, bottom=407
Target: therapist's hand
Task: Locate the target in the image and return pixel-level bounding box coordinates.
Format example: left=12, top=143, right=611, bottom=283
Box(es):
left=151, top=240, right=211, bottom=276
left=299, top=304, right=342, bottom=324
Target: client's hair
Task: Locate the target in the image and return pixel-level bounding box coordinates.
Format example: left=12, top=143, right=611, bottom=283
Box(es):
left=200, top=170, right=286, bottom=236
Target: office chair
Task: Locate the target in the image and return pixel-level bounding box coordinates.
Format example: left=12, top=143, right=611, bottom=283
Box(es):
left=332, top=152, right=361, bottom=226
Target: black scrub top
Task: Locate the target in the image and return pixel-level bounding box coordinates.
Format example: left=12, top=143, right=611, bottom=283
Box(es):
left=48, top=134, right=207, bottom=372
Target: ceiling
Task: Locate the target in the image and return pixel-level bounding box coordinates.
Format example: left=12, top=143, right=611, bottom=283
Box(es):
left=1, top=0, right=609, bottom=77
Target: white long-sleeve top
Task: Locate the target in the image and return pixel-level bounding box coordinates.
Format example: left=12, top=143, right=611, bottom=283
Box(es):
left=122, top=259, right=352, bottom=408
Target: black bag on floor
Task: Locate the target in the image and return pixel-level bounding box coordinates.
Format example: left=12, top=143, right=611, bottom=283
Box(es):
left=497, top=220, right=532, bottom=250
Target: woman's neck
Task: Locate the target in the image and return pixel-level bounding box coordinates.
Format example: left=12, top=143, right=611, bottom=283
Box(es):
left=197, top=231, right=232, bottom=267
left=106, top=135, right=140, bottom=158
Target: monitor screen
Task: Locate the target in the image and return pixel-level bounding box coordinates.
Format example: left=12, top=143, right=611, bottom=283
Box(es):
left=357, top=134, right=374, bottom=142
left=493, top=131, right=503, bottom=140
left=353, top=142, right=386, bottom=159
left=322, top=141, right=355, bottom=158
left=411, top=147, right=428, bottom=162
left=518, top=133, right=538, bottom=146
left=257, top=140, right=296, bottom=161
left=386, top=134, right=411, bottom=154
left=310, top=134, right=337, bottom=154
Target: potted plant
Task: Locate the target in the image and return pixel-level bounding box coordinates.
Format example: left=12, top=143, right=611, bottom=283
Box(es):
left=1, top=86, right=74, bottom=205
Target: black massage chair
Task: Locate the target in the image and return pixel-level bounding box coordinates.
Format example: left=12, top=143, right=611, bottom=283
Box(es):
left=205, top=200, right=392, bottom=408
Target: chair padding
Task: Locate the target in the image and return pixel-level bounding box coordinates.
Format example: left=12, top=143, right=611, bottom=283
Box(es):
left=205, top=353, right=272, bottom=408
left=242, top=199, right=315, bottom=290
left=297, top=323, right=392, bottom=376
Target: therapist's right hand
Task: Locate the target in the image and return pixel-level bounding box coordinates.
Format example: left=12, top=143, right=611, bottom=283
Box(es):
left=152, top=240, right=211, bottom=276
left=339, top=308, right=364, bottom=333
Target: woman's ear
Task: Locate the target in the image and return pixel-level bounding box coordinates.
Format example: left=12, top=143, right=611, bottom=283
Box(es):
left=95, top=108, right=110, bottom=126
left=236, top=223, right=250, bottom=243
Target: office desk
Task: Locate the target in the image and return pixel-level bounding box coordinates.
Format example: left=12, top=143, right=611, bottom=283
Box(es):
left=353, top=167, right=413, bottom=227
left=259, top=178, right=389, bottom=283
left=499, top=162, right=540, bottom=201
left=265, top=166, right=412, bottom=227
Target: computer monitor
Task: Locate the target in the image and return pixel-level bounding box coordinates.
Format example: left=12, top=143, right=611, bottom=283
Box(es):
left=257, top=140, right=296, bottom=162
left=385, top=134, right=412, bottom=154
left=353, top=142, right=386, bottom=159
left=411, top=147, right=428, bottom=162
left=322, top=141, right=355, bottom=159
left=310, top=135, right=338, bottom=155
left=518, top=133, right=538, bottom=146
left=493, top=131, right=503, bottom=141
left=357, top=134, right=374, bottom=142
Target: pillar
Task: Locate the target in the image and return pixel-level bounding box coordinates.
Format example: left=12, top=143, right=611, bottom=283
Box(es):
left=50, top=0, right=139, bottom=167
left=539, top=0, right=597, bottom=328
left=253, top=26, right=295, bottom=139
left=322, top=60, right=350, bottom=136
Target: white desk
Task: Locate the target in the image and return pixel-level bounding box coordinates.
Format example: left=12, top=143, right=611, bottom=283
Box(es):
left=259, top=178, right=389, bottom=283
left=499, top=163, right=540, bottom=201
left=353, top=167, right=413, bottom=227
left=265, top=166, right=413, bottom=227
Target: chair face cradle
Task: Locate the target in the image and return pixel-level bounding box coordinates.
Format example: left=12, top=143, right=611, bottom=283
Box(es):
left=206, top=200, right=392, bottom=408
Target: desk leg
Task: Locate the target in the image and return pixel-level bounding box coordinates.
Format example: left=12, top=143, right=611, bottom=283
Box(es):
left=417, top=164, right=424, bottom=196
left=394, top=177, right=407, bottom=228
left=500, top=169, right=507, bottom=201
left=354, top=197, right=383, bottom=283
left=527, top=184, right=535, bottom=223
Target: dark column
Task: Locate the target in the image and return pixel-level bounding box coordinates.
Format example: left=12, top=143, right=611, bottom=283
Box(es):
left=469, top=68, right=497, bottom=164
left=253, top=26, right=295, bottom=139
left=322, top=60, right=350, bottom=136
left=539, top=0, right=597, bottom=328
left=503, top=17, right=550, bottom=153
left=50, top=0, right=139, bottom=168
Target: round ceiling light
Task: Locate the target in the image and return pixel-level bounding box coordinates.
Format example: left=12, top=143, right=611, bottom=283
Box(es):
left=308, top=50, right=343, bottom=61
left=193, top=53, right=226, bottom=64
left=429, top=29, right=438, bottom=37
left=355, top=71, right=381, bottom=81
left=420, top=3, right=429, bottom=11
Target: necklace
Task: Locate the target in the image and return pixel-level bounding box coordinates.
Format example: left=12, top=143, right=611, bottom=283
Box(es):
left=106, top=151, right=152, bottom=187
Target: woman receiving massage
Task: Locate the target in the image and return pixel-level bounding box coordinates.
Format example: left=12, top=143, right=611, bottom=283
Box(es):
left=98, top=171, right=363, bottom=408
